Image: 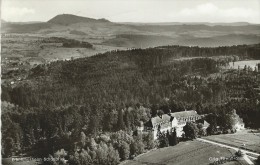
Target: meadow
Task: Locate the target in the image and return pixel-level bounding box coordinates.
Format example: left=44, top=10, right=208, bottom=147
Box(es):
left=203, top=132, right=260, bottom=153
left=228, top=60, right=260, bottom=70
left=123, top=141, right=240, bottom=165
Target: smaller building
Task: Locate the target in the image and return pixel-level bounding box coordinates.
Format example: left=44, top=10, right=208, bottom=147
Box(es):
left=234, top=116, right=245, bottom=131
left=144, top=114, right=173, bottom=139
left=202, top=120, right=210, bottom=129
left=196, top=119, right=210, bottom=136
left=137, top=121, right=144, bottom=132
left=196, top=119, right=210, bottom=129
left=231, top=109, right=245, bottom=131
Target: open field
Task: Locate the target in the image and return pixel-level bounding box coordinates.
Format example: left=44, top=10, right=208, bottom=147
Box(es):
left=202, top=132, right=260, bottom=153
left=1, top=34, right=128, bottom=86
left=1, top=34, right=127, bottom=61
left=228, top=60, right=260, bottom=70
left=123, top=141, right=241, bottom=165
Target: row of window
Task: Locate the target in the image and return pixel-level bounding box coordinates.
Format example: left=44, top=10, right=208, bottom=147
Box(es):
left=153, top=121, right=171, bottom=128
left=177, top=116, right=200, bottom=122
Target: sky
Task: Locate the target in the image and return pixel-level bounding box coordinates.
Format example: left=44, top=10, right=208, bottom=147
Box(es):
left=1, top=0, right=260, bottom=23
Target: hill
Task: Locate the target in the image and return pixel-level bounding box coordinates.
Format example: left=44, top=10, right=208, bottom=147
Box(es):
left=3, top=44, right=260, bottom=108
left=1, top=22, right=53, bottom=33
left=1, top=14, right=260, bottom=49
left=178, top=34, right=260, bottom=47
left=2, top=44, right=260, bottom=161
left=47, top=14, right=110, bottom=25
left=103, top=34, right=176, bottom=48
left=121, top=22, right=254, bottom=26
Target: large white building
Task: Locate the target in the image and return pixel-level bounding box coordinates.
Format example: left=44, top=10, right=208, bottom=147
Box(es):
left=143, top=110, right=203, bottom=139
left=141, top=109, right=245, bottom=140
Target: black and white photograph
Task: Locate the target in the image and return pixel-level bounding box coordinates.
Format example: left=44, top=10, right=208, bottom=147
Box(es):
left=1, top=0, right=260, bottom=164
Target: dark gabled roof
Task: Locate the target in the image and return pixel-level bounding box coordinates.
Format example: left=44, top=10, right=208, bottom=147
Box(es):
left=146, top=110, right=200, bottom=128
left=196, top=119, right=210, bottom=127
left=151, top=114, right=171, bottom=126
left=170, top=110, right=199, bottom=118
left=144, top=120, right=153, bottom=127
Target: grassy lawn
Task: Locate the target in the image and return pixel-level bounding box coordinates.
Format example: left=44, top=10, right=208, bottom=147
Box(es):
left=202, top=132, right=260, bottom=153
left=123, top=141, right=239, bottom=165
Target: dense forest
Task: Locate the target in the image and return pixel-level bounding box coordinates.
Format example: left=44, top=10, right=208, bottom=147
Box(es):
left=42, top=37, right=93, bottom=48
left=1, top=44, right=260, bottom=164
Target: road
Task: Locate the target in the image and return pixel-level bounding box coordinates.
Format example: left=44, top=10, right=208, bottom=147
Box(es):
left=197, top=138, right=259, bottom=165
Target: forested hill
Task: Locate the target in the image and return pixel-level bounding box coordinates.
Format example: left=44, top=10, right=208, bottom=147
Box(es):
left=48, top=14, right=111, bottom=25
left=2, top=44, right=260, bottom=109
left=2, top=44, right=260, bottom=158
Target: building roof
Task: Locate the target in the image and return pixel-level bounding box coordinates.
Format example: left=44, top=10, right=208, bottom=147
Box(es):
left=203, top=120, right=210, bottom=128
left=170, top=110, right=199, bottom=119
left=151, top=114, right=171, bottom=126
left=236, top=116, right=244, bottom=124
left=145, top=110, right=201, bottom=128
left=233, top=109, right=244, bottom=124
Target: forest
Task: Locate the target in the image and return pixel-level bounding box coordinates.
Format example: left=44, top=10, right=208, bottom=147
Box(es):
left=1, top=44, right=260, bottom=164
left=42, top=37, right=93, bottom=48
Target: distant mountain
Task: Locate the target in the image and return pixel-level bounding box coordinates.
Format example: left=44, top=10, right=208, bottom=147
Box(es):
left=120, top=22, right=255, bottom=26
left=178, top=34, right=260, bottom=47
left=103, top=34, right=260, bottom=48
left=209, top=22, right=252, bottom=26
left=1, top=14, right=260, bottom=47
left=48, top=14, right=110, bottom=25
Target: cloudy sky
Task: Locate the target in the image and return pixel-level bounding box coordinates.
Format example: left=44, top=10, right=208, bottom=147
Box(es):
left=1, top=0, right=260, bottom=23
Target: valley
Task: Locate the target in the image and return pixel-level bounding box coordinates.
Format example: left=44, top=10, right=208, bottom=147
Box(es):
left=2, top=15, right=260, bottom=82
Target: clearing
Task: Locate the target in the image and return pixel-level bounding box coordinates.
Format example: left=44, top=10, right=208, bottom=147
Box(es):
left=123, top=140, right=243, bottom=165
left=202, top=132, right=260, bottom=153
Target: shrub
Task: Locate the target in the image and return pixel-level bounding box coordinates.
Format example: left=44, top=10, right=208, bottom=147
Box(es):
left=183, top=122, right=199, bottom=139
left=235, top=150, right=243, bottom=157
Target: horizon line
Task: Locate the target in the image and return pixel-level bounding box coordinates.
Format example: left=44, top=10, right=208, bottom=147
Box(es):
left=2, top=13, right=260, bottom=25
